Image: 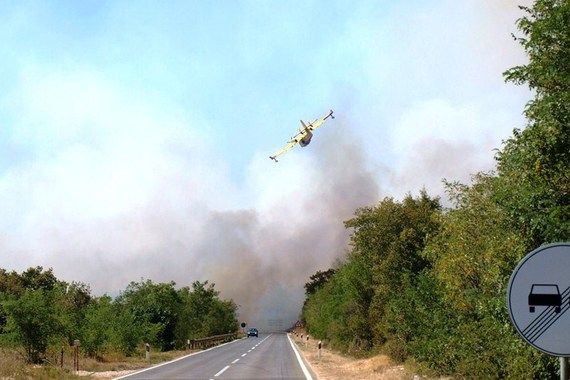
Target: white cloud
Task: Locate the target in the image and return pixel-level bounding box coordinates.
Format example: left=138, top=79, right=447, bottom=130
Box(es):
left=1, top=68, right=234, bottom=260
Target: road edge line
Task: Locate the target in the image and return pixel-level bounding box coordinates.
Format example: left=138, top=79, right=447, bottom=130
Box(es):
left=287, top=333, right=314, bottom=380
left=113, top=337, right=245, bottom=380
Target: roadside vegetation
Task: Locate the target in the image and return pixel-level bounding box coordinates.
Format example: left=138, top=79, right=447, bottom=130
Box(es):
left=302, top=1, right=569, bottom=378
left=0, top=268, right=238, bottom=378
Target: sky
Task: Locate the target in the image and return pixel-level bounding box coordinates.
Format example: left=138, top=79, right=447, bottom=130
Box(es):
left=0, top=0, right=532, bottom=328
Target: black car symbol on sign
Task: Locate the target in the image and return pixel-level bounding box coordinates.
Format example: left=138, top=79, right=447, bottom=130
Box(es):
left=528, top=284, right=562, bottom=313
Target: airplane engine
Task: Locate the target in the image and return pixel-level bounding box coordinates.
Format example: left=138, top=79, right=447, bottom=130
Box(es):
left=299, top=131, right=313, bottom=147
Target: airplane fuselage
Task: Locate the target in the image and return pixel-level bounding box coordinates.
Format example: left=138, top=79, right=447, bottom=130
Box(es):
left=299, top=130, right=313, bottom=147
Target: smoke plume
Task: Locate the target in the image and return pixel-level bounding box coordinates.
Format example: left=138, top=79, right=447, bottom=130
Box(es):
left=0, top=73, right=379, bottom=330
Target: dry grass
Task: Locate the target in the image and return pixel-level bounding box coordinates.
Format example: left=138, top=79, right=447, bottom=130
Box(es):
left=0, top=347, right=84, bottom=379
left=0, top=346, right=199, bottom=379
left=289, top=331, right=414, bottom=380
left=75, top=348, right=195, bottom=372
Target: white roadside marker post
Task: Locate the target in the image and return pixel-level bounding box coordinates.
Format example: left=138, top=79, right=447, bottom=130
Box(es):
left=145, top=343, right=151, bottom=364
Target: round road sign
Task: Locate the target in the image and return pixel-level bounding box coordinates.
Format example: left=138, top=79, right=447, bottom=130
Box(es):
left=507, top=243, right=570, bottom=356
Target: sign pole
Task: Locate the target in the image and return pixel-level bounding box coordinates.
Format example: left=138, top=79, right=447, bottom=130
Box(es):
left=561, top=357, right=569, bottom=380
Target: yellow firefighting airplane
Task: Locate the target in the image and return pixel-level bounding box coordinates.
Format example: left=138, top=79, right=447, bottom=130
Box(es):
left=269, top=109, right=335, bottom=162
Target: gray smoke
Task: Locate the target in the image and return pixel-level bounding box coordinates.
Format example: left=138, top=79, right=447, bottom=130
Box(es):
left=1, top=115, right=379, bottom=331
left=183, top=123, right=380, bottom=329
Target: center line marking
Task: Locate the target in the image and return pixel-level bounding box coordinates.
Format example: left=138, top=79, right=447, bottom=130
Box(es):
left=231, top=359, right=239, bottom=364
left=241, top=353, right=247, bottom=357
left=214, top=365, right=230, bottom=377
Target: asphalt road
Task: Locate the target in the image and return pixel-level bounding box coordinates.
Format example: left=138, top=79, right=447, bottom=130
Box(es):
left=116, top=333, right=315, bottom=380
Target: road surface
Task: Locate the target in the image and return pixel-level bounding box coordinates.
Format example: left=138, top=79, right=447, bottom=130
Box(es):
left=116, top=333, right=315, bottom=380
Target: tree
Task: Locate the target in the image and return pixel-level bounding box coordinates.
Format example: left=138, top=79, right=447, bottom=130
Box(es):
left=115, top=280, right=182, bottom=351
left=0, top=269, right=25, bottom=296
left=0, top=269, right=24, bottom=332
left=303, top=192, right=441, bottom=354
left=414, top=175, right=551, bottom=377
left=60, top=281, right=92, bottom=345
left=2, top=289, right=64, bottom=363
left=304, top=269, right=336, bottom=296
left=175, top=281, right=238, bottom=344
left=81, top=295, right=113, bottom=358
left=20, top=267, right=58, bottom=292
left=498, top=0, right=570, bottom=245
left=109, top=306, right=158, bottom=356
left=203, top=299, right=238, bottom=336
left=345, top=191, right=441, bottom=346
left=303, top=258, right=374, bottom=353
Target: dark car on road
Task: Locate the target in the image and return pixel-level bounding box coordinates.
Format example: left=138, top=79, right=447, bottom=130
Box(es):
left=247, top=328, right=258, bottom=337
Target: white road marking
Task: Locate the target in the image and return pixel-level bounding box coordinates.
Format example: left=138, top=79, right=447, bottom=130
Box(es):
left=231, top=358, right=239, bottom=364
left=248, top=350, right=251, bottom=352
left=114, top=337, right=245, bottom=379
left=241, top=353, right=247, bottom=357
left=287, top=333, right=313, bottom=380
left=258, top=334, right=272, bottom=345
left=214, top=365, right=230, bottom=377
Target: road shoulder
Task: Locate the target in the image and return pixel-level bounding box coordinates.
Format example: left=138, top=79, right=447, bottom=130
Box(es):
left=289, top=333, right=408, bottom=380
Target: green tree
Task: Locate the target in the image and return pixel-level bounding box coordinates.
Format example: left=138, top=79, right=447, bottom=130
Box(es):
left=0, top=268, right=25, bottom=296
left=424, top=175, right=529, bottom=312
left=303, top=192, right=441, bottom=354
left=303, top=258, right=373, bottom=353
left=2, top=289, right=64, bottom=363
left=413, top=175, right=556, bottom=377
left=81, top=295, right=113, bottom=358
left=498, top=0, right=570, bottom=245
left=0, top=269, right=24, bottom=333
left=345, top=191, right=441, bottom=347
left=60, top=281, right=92, bottom=345
left=203, top=299, right=238, bottom=336
left=304, top=269, right=336, bottom=296
left=115, top=280, right=182, bottom=351
left=175, top=281, right=237, bottom=345
left=108, top=306, right=159, bottom=356
left=20, top=267, right=58, bottom=292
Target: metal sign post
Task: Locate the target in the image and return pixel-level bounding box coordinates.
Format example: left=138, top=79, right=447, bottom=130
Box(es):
left=73, top=340, right=80, bottom=371
left=507, top=243, right=570, bottom=379
left=561, top=357, right=569, bottom=380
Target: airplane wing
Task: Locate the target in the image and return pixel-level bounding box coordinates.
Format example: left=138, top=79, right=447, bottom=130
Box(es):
left=269, top=139, right=298, bottom=162
left=306, top=110, right=334, bottom=131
